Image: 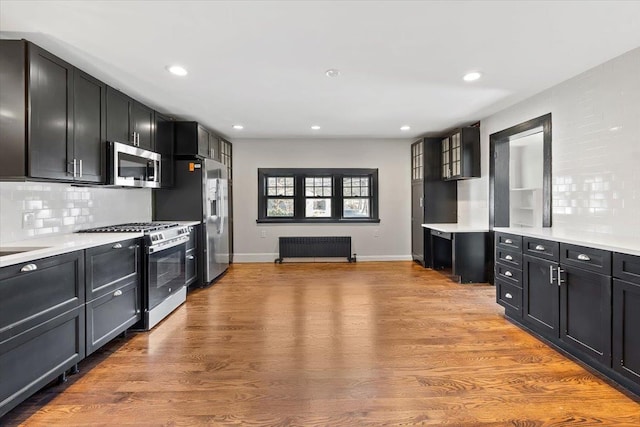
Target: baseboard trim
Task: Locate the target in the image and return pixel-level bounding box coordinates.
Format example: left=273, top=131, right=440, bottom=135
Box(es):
left=233, top=253, right=412, bottom=263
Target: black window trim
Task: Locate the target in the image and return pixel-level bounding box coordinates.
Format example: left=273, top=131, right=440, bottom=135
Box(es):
left=257, top=168, right=380, bottom=223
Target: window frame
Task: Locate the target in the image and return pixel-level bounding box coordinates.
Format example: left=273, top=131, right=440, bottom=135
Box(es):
left=257, top=168, right=380, bottom=223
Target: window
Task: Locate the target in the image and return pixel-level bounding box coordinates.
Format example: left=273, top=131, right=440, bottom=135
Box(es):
left=258, top=168, right=379, bottom=223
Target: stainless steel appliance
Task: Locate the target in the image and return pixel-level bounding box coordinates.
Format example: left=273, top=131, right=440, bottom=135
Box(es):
left=108, top=141, right=162, bottom=188
left=79, top=222, right=189, bottom=329
left=154, top=159, right=229, bottom=285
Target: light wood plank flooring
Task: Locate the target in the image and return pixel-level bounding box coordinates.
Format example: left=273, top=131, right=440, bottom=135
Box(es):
left=3, top=262, right=639, bottom=426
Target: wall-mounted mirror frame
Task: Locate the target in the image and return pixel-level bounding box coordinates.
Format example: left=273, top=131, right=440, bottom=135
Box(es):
left=489, top=113, right=552, bottom=229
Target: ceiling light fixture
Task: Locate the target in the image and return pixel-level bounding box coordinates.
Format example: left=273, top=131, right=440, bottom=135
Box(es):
left=232, top=124, right=244, bottom=130
left=166, top=65, right=188, bottom=76
left=400, top=125, right=411, bottom=131
left=463, top=71, right=482, bottom=82
left=311, top=125, right=321, bottom=130
left=325, top=69, right=341, bottom=78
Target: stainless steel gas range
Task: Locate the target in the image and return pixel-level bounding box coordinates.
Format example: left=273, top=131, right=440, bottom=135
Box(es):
left=79, top=222, right=190, bottom=330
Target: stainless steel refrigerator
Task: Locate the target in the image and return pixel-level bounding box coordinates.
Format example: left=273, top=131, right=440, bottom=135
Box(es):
left=154, top=158, right=229, bottom=285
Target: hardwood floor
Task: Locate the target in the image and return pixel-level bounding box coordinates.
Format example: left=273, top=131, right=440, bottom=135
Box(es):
left=3, top=262, right=639, bottom=426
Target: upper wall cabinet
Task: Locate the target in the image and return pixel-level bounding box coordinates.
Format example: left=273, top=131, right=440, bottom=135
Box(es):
left=0, top=40, right=105, bottom=183
left=106, top=87, right=155, bottom=151
left=174, top=121, right=219, bottom=160
left=441, top=126, right=480, bottom=180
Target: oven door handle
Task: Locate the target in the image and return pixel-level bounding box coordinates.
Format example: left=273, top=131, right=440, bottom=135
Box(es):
left=147, top=236, right=189, bottom=254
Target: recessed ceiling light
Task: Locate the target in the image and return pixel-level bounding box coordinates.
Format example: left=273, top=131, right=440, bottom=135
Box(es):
left=400, top=125, right=411, bottom=131
left=463, top=71, right=482, bottom=82
left=325, top=69, right=341, bottom=78
left=166, top=65, right=188, bottom=76
left=232, top=124, right=244, bottom=130
left=311, top=125, right=321, bottom=130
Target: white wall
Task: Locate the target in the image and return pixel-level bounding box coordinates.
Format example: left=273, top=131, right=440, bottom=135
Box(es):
left=0, top=182, right=152, bottom=244
left=459, top=46, right=640, bottom=236
left=232, top=138, right=412, bottom=262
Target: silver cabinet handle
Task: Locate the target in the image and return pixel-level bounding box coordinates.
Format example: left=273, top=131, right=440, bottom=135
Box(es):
left=79, top=159, right=83, bottom=177
left=113, top=289, right=123, bottom=297
left=505, top=255, right=513, bottom=261
left=549, top=265, right=555, bottom=284
left=69, top=158, right=77, bottom=177
left=505, top=293, right=513, bottom=299
left=557, top=267, right=565, bottom=286
left=187, top=255, right=195, bottom=260
left=504, top=271, right=513, bottom=277
left=132, top=132, right=136, bottom=145
left=505, top=239, right=513, bottom=244
left=20, top=263, right=38, bottom=272
left=577, top=254, right=591, bottom=261
left=112, top=243, right=123, bottom=249
left=128, top=245, right=138, bottom=250
left=535, top=245, right=545, bottom=251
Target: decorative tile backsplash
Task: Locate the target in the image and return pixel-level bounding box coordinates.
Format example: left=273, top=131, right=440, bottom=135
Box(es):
left=0, top=182, right=152, bottom=244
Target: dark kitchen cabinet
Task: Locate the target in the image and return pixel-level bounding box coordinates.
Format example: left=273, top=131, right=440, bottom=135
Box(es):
left=410, top=138, right=457, bottom=266
left=0, top=40, right=105, bottom=183
left=441, top=127, right=480, bottom=180
left=495, top=232, right=640, bottom=396
left=106, top=86, right=154, bottom=150
left=174, top=121, right=219, bottom=159
left=0, top=251, right=85, bottom=418
left=84, top=239, right=142, bottom=355
left=72, top=70, right=106, bottom=183
left=185, top=225, right=199, bottom=288
left=560, top=264, right=611, bottom=366
left=154, top=112, right=175, bottom=187
left=219, top=138, right=233, bottom=262
left=613, top=278, right=640, bottom=388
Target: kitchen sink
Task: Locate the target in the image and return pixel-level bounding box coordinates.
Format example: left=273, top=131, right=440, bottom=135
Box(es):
left=0, top=247, right=49, bottom=257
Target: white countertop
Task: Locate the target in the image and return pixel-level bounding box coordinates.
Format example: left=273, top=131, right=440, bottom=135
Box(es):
left=494, top=227, right=640, bottom=257
left=422, top=223, right=490, bottom=233
left=0, top=232, right=144, bottom=268
left=0, top=221, right=202, bottom=268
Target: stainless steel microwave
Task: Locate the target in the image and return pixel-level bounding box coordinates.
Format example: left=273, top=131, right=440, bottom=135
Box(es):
left=108, top=141, right=161, bottom=188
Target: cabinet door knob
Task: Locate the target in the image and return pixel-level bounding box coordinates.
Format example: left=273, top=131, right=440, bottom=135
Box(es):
left=112, top=243, right=123, bottom=249
left=504, top=271, right=513, bottom=277
left=113, top=289, right=123, bottom=297
left=535, top=245, right=545, bottom=251
left=504, top=239, right=513, bottom=244
left=505, top=293, right=513, bottom=299
left=577, top=254, right=591, bottom=261
left=187, top=255, right=195, bottom=260
left=20, top=263, right=38, bottom=272
left=504, top=255, right=513, bottom=261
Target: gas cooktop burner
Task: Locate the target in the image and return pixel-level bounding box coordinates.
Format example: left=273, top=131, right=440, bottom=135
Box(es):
left=78, top=222, right=180, bottom=233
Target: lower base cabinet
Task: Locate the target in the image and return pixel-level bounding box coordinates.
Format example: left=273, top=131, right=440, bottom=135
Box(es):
left=86, top=281, right=140, bottom=355
left=613, top=279, right=640, bottom=385
left=495, top=231, right=640, bottom=397
left=0, top=251, right=85, bottom=418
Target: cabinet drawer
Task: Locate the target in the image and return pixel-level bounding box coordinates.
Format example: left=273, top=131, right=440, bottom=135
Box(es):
left=86, top=280, right=140, bottom=356
left=496, top=279, right=522, bottom=314
left=431, top=229, right=451, bottom=240
left=0, top=305, right=84, bottom=418
left=495, top=263, right=522, bottom=287
left=495, top=233, right=522, bottom=251
left=85, top=238, right=141, bottom=300
left=560, top=243, right=612, bottom=275
left=0, top=251, right=84, bottom=341
left=523, top=237, right=559, bottom=261
left=613, top=253, right=640, bottom=284
left=496, top=247, right=522, bottom=269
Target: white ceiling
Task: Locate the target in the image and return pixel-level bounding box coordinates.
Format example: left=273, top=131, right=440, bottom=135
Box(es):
left=2, top=1, right=640, bottom=140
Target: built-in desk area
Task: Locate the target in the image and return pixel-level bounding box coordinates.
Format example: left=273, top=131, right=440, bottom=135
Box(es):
left=421, top=224, right=490, bottom=283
